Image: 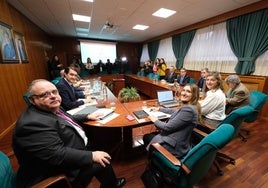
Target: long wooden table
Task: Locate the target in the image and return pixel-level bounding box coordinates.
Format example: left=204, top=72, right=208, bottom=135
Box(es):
left=124, top=74, right=181, bottom=98
left=83, top=76, right=177, bottom=159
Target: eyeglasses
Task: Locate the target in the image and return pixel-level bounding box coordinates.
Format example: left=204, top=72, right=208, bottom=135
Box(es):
left=30, top=89, right=59, bottom=99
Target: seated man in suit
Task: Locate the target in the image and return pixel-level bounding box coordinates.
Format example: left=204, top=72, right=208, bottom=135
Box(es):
left=12, top=79, right=126, bottom=188
left=56, top=67, right=91, bottom=110
left=225, top=74, right=249, bottom=114
left=196, top=68, right=209, bottom=91
left=176, top=68, right=190, bottom=86
left=164, top=66, right=177, bottom=83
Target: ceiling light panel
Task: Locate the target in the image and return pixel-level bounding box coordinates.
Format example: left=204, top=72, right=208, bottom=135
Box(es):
left=72, top=14, right=91, bottom=22
left=133, top=25, right=149, bottom=30
left=152, top=8, right=176, bottom=18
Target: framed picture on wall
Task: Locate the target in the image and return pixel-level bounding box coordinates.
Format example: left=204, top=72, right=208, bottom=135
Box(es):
left=0, top=22, right=19, bottom=63
left=14, top=31, right=28, bottom=63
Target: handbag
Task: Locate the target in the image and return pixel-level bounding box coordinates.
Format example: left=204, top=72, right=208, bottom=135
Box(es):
left=141, top=163, right=163, bottom=188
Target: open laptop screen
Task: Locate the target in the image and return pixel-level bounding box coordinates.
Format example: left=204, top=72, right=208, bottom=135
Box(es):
left=157, top=90, right=174, bottom=103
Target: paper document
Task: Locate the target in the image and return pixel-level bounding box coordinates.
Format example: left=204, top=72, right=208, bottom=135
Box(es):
left=68, top=105, right=114, bottom=120
left=143, top=108, right=171, bottom=119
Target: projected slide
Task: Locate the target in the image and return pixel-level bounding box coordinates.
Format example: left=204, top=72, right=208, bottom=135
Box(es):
left=80, top=40, right=117, bottom=64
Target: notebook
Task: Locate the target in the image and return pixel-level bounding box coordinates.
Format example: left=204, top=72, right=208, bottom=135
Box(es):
left=73, top=105, right=114, bottom=120
left=133, top=109, right=171, bottom=119
left=157, top=90, right=179, bottom=108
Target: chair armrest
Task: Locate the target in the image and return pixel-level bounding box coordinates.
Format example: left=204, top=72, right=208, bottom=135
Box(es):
left=31, top=174, right=71, bottom=188
left=193, top=128, right=208, bottom=137
left=199, top=122, right=216, bottom=132
left=150, top=143, right=191, bottom=174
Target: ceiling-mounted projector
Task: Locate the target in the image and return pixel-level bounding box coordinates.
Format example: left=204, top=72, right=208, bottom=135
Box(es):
left=104, top=21, right=113, bottom=29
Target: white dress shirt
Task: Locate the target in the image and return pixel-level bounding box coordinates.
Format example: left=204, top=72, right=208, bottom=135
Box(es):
left=200, top=88, right=226, bottom=121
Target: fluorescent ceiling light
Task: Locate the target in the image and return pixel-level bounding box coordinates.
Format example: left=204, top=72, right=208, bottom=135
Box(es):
left=72, top=14, right=91, bottom=22
left=152, top=8, right=176, bottom=18
left=83, top=0, right=94, bottom=2
left=77, top=32, right=88, bottom=36
left=133, top=25, right=149, bottom=30
left=76, top=28, right=88, bottom=32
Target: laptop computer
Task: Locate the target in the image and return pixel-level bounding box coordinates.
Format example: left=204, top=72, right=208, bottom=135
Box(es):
left=157, top=90, right=179, bottom=108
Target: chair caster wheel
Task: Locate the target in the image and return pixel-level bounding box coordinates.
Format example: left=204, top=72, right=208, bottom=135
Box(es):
left=230, top=159, right=235, bottom=165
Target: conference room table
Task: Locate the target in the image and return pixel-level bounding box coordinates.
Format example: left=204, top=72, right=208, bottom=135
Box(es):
left=82, top=90, right=155, bottom=159
left=82, top=75, right=179, bottom=159
left=124, top=74, right=183, bottom=98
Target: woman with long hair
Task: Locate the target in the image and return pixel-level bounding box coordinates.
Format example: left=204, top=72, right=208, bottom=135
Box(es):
left=143, top=84, right=201, bottom=159
left=199, top=71, right=226, bottom=128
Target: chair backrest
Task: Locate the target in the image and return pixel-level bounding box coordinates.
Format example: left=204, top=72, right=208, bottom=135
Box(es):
left=179, top=124, right=234, bottom=187
left=151, top=124, right=234, bottom=187
left=23, top=93, right=31, bottom=106
left=153, top=73, right=160, bottom=80
left=245, top=90, right=268, bottom=123
left=221, top=105, right=254, bottom=138
left=147, top=72, right=154, bottom=78
left=189, top=77, right=195, bottom=84
left=0, top=151, right=17, bottom=188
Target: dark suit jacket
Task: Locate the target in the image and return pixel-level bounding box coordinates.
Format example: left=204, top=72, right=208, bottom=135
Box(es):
left=176, top=74, right=190, bottom=86
left=12, top=106, right=92, bottom=187
left=197, top=77, right=205, bottom=89
left=56, top=78, right=84, bottom=110
left=164, top=72, right=177, bottom=83
left=148, top=105, right=198, bottom=159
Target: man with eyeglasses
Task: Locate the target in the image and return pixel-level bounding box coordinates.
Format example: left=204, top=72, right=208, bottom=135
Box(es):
left=176, top=68, right=190, bottom=86
left=12, top=79, right=126, bottom=188
left=56, top=67, right=91, bottom=110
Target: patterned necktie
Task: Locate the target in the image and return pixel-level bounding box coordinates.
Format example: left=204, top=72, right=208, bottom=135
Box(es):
left=56, top=110, right=88, bottom=145
left=56, top=111, right=83, bottom=130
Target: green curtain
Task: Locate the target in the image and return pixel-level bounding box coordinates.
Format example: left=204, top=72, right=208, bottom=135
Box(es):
left=172, top=30, right=196, bottom=69
left=226, top=9, right=268, bottom=75
left=147, top=40, right=160, bottom=61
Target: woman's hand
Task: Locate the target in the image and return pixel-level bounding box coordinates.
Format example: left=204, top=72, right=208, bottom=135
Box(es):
left=148, top=115, right=158, bottom=122
left=150, top=107, right=160, bottom=112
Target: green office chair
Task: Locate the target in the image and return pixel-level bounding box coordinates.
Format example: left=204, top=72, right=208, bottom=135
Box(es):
left=245, top=90, right=268, bottom=123
left=0, top=151, right=71, bottom=188
left=189, top=77, right=195, bottom=84
left=145, top=124, right=234, bottom=188
left=195, top=105, right=254, bottom=175
left=241, top=91, right=268, bottom=135
left=0, top=151, right=16, bottom=188
left=23, top=93, right=31, bottom=106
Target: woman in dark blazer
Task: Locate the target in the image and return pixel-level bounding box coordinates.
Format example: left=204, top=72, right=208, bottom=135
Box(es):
left=143, top=84, right=201, bottom=159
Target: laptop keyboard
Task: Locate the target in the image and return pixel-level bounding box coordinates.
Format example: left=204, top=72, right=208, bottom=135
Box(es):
left=160, top=101, right=179, bottom=108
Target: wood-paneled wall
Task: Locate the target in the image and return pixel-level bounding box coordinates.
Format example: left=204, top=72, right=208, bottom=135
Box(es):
left=0, top=0, right=51, bottom=132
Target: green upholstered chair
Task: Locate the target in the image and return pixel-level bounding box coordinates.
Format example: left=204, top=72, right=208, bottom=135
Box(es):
left=51, top=77, right=61, bottom=85
left=147, top=72, right=154, bottom=78
left=147, top=124, right=234, bottom=188
left=189, top=77, right=195, bottom=84
left=244, top=90, right=268, bottom=123
left=0, top=151, right=71, bottom=188
left=195, top=105, right=254, bottom=175
left=23, top=93, right=31, bottom=106
left=137, top=71, right=145, bottom=76
left=0, top=151, right=16, bottom=188
left=240, top=90, right=268, bottom=137
left=152, top=73, right=160, bottom=80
